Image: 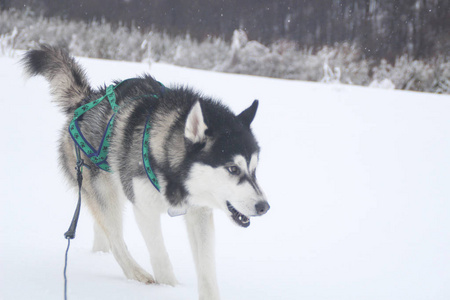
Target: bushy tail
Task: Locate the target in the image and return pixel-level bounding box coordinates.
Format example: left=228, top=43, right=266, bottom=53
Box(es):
left=21, top=44, right=92, bottom=114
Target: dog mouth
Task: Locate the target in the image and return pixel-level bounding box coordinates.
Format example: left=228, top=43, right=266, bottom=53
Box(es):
left=226, top=201, right=250, bottom=228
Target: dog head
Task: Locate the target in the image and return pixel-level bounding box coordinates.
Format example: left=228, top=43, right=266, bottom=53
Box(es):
left=183, top=100, right=270, bottom=227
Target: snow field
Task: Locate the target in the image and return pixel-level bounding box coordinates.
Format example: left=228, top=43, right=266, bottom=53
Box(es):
left=1, top=53, right=450, bottom=299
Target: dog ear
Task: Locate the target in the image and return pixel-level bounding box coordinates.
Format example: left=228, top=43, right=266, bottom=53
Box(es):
left=185, top=101, right=208, bottom=144
left=237, top=100, right=258, bottom=128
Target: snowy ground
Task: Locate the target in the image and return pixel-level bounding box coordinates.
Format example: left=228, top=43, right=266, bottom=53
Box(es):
left=1, top=52, right=450, bottom=300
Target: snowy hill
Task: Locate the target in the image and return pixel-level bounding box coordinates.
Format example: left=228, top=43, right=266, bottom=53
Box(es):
left=1, top=53, right=450, bottom=300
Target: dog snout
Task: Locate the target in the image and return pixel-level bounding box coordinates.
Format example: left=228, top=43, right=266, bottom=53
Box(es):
left=255, top=201, right=270, bottom=216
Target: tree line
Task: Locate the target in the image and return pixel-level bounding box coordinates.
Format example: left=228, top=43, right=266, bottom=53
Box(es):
left=5, top=0, right=449, bottom=62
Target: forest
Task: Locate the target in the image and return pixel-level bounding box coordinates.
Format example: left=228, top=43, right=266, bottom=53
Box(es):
left=1, top=1, right=449, bottom=93
left=4, top=0, right=449, bottom=61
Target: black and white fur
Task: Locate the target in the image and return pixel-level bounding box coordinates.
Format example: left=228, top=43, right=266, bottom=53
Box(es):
left=22, top=45, right=269, bottom=300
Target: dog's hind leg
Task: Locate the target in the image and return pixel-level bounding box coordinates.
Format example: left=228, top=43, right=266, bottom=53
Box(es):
left=133, top=199, right=178, bottom=286
left=86, top=179, right=155, bottom=284
left=92, top=222, right=110, bottom=253
left=185, top=207, right=220, bottom=300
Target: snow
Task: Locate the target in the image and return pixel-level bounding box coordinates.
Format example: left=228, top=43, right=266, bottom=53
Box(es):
left=1, top=52, right=450, bottom=300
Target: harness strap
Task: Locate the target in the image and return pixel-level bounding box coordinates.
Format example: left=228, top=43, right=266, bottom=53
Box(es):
left=69, top=86, right=117, bottom=172
left=68, top=79, right=164, bottom=190
left=68, top=80, right=133, bottom=172
left=143, top=116, right=160, bottom=191
left=106, top=84, right=120, bottom=112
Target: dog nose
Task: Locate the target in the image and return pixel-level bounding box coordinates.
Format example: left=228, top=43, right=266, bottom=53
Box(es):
left=255, top=201, right=270, bottom=216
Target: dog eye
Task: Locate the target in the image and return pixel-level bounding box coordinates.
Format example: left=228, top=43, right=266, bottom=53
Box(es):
left=226, top=166, right=241, bottom=176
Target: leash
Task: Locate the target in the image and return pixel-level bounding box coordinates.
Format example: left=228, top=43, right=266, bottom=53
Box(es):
left=63, top=143, right=89, bottom=300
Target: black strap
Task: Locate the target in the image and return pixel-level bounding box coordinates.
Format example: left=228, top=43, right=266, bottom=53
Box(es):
left=64, top=145, right=85, bottom=239
left=64, top=144, right=88, bottom=300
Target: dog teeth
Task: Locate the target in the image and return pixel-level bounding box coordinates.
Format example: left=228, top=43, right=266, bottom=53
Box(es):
left=227, top=202, right=250, bottom=226
left=238, top=215, right=249, bottom=224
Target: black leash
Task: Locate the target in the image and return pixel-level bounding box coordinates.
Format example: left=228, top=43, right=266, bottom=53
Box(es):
left=63, top=144, right=89, bottom=300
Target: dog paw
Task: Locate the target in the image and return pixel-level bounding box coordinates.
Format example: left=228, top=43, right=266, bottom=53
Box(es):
left=126, top=268, right=155, bottom=284
left=92, top=244, right=110, bottom=253
left=155, top=272, right=178, bottom=286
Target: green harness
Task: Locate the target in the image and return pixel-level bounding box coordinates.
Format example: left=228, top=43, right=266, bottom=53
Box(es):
left=69, top=79, right=161, bottom=191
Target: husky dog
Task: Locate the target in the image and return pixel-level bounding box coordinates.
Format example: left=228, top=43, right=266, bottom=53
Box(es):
left=22, top=45, right=269, bottom=300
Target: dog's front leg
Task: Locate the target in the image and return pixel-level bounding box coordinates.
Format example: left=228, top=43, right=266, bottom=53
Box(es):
left=133, top=205, right=178, bottom=286
left=185, top=207, right=220, bottom=300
